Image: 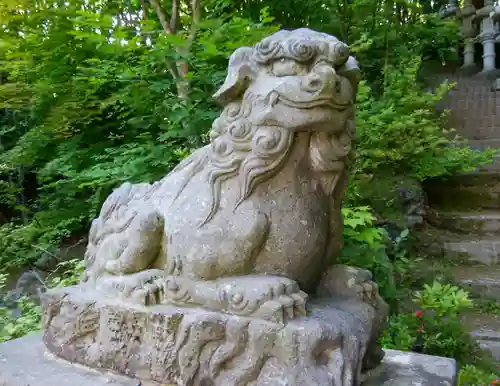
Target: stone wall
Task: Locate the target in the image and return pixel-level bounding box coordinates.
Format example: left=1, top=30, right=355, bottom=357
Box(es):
left=426, top=71, right=500, bottom=140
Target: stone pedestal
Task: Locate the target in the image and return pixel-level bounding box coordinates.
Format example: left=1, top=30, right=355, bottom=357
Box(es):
left=0, top=334, right=457, bottom=386
left=40, top=284, right=384, bottom=386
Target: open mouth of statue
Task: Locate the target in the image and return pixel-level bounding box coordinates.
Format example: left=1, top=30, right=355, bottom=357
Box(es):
left=269, top=91, right=350, bottom=111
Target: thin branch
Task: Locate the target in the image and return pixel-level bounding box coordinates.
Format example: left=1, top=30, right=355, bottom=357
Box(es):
left=190, top=0, right=201, bottom=38
left=148, top=0, right=202, bottom=101
left=177, top=0, right=201, bottom=99
left=149, top=0, right=173, bottom=34
left=141, top=0, right=149, bottom=20
left=170, top=0, right=179, bottom=33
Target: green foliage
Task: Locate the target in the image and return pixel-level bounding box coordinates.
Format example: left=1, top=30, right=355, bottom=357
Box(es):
left=0, top=0, right=494, bottom=273
left=0, top=1, right=277, bottom=268
left=458, top=365, right=499, bottom=386
left=414, top=284, right=475, bottom=360
left=0, top=296, right=41, bottom=343
left=379, top=313, right=416, bottom=351
left=46, top=258, right=86, bottom=288
left=340, top=206, right=416, bottom=306
left=342, top=206, right=386, bottom=248
left=414, top=282, right=472, bottom=317
left=382, top=281, right=478, bottom=363
left=476, top=299, right=500, bottom=315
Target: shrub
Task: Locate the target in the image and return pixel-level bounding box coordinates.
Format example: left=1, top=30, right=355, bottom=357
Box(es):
left=340, top=206, right=415, bottom=307
left=458, top=365, right=499, bottom=386
left=381, top=281, right=479, bottom=363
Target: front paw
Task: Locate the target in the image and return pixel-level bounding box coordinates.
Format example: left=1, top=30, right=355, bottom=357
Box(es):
left=316, top=264, right=381, bottom=305
left=95, top=269, right=166, bottom=304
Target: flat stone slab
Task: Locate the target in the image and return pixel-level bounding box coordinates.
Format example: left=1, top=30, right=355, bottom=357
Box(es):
left=428, top=210, right=500, bottom=235
left=477, top=340, right=500, bottom=361
left=0, top=334, right=457, bottom=386
left=362, top=349, right=457, bottom=386
left=471, top=328, right=500, bottom=361
left=444, top=239, right=500, bottom=265
left=452, top=265, right=500, bottom=300
left=0, top=333, right=159, bottom=386
left=461, top=311, right=500, bottom=361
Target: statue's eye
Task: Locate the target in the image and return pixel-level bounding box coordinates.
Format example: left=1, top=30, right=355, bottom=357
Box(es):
left=271, top=58, right=307, bottom=77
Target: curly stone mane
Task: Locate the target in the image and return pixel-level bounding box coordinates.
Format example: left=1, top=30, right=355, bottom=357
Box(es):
left=204, top=93, right=295, bottom=224
left=169, top=28, right=360, bottom=226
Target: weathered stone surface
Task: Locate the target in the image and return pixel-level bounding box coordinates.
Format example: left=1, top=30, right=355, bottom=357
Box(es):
left=452, top=265, right=500, bottom=299
left=0, top=334, right=457, bottom=386
left=362, top=349, right=457, bottom=386
left=41, top=280, right=385, bottom=386
left=444, top=238, right=500, bottom=265
left=0, top=333, right=158, bottom=386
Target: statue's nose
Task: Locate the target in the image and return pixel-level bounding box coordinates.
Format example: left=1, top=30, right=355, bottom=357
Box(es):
left=302, top=73, right=323, bottom=92
left=301, top=64, right=337, bottom=95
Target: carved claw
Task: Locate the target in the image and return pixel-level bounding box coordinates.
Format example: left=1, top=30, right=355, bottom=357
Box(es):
left=290, top=291, right=308, bottom=317
left=144, top=282, right=163, bottom=305
left=278, top=295, right=295, bottom=322
left=254, top=300, right=285, bottom=323
left=128, top=281, right=164, bottom=305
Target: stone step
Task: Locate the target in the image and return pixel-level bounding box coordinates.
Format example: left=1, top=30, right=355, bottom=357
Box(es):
left=461, top=311, right=500, bottom=361
left=452, top=265, right=500, bottom=300
left=473, top=329, right=500, bottom=362
left=427, top=210, right=500, bottom=235
left=443, top=236, right=500, bottom=265
left=424, top=173, right=500, bottom=211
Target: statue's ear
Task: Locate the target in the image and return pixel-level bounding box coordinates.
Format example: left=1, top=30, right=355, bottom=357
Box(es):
left=213, top=47, right=256, bottom=106
left=337, top=56, right=362, bottom=99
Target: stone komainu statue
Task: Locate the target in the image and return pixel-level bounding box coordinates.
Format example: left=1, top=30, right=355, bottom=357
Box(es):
left=82, top=28, right=359, bottom=300
left=42, top=28, right=388, bottom=386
